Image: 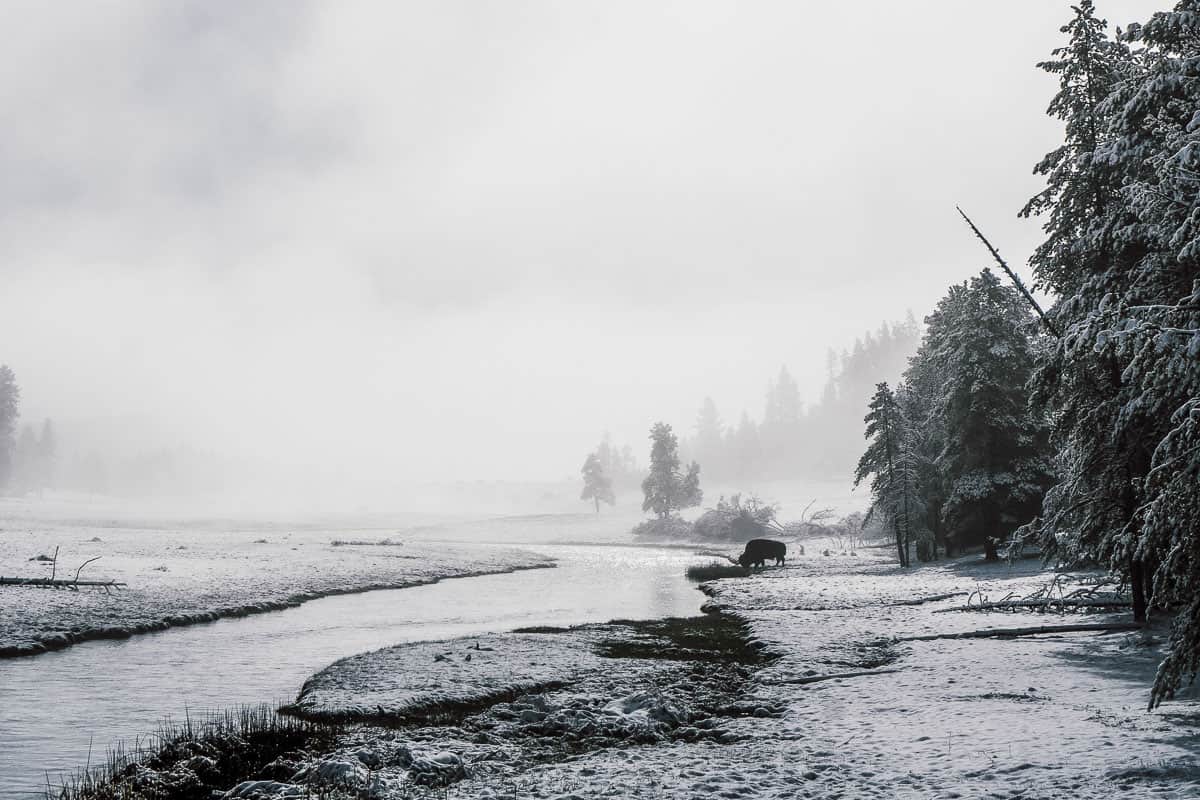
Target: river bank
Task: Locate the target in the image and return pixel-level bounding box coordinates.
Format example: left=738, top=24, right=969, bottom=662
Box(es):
left=57, top=543, right=1200, bottom=799
left=0, top=521, right=553, bottom=658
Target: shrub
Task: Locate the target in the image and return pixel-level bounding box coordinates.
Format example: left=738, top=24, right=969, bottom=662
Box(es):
left=690, top=494, right=779, bottom=541
left=632, top=516, right=693, bottom=540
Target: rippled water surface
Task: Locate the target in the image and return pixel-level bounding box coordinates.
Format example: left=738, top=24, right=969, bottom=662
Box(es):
left=0, top=542, right=707, bottom=798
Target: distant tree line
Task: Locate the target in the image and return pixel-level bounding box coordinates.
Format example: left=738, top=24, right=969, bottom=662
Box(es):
left=577, top=433, right=640, bottom=512
left=679, top=316, right=920, bottom=484
left=0, top=365, right=59, bottom=496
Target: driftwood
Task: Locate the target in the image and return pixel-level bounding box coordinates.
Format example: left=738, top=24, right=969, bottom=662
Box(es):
left=768, top=668, right=902, bottom=686
left=898, top=622, right=1140, bottom=643
left=3, top=549, right=125, bottom=593
left=934, top=598, right=1133, bottom=613
left=0, top=576, right=126, bottom=590
left=891, top=592, right=964, bottom=607
left=933, top=579, right=1131, bottom=614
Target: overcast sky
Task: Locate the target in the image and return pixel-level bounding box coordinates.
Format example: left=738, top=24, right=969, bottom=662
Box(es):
left=0, top=1, right=1167, bottom=491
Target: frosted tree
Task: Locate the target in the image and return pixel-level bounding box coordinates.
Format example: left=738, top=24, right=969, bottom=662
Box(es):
left=0, top=365, right=17, bottom=492
left=897, top=287, right=971, bottom=560
left=1019, top=0, right=1144, bottom=587
left=1022, top=2, right=1199, bottom=684
left=580, top=452, right=615, bottom=513
left=931, top=271, right=1055, bottom=560
left=641, top=422, right=702, bottom=519
left=1020, top=0, right=1129, bottom=291
left=1099, top=3, right=1200, bottom=707
left=896, top=378, right=945, bottom=562
left=854, top=383, right=924, bottom=567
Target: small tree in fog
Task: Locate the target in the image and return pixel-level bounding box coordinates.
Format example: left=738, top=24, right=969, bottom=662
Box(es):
left=580, top=452, right=615, bottom=513
left=641, top=422, right=703, bottom=518
left=855, top=383, right=924, bottom=567
left=0, top=365, right=18, bottom=491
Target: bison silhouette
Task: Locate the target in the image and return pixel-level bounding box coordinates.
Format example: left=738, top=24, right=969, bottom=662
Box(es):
left=738, top=538, right=786, bottom=570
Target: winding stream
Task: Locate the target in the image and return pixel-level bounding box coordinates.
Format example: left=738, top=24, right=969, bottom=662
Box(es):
left=0, top=544, right=708, bottom=798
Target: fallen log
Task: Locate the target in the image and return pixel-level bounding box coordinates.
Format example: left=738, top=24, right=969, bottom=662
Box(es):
left=0, top=577, right=126, bottom=590
left=898, top=622, right=1140, bottom=642
left=767, top=667, right=901, bottom=686
left=933, top=598, right=1132, bottom=613
left=891, top=592, right=964, bottom=607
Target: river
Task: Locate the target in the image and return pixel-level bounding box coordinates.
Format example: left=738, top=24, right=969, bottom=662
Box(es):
left=0, top=543, right=709, bottom=798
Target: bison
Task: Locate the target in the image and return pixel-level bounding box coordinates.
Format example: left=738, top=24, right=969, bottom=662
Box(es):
left=738, top=538, right=787, bottom=570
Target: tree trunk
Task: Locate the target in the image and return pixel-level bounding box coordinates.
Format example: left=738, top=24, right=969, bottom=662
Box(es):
left=983, top=537, right=999, bottom=562
left=983, top=506, right=999, bottom=561
left=894, top=518, right=907, bottom=568
left=931, top=506, right=941, bottom=561
left=594, top=496, right=600, bottom=514
left=1130, top=555, right=1147, bottom=624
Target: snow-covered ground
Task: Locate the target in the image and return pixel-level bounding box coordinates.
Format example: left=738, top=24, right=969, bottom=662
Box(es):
left=0, top=508, right=552, bottom=657
left=238, top=545, right=1200, bottom=799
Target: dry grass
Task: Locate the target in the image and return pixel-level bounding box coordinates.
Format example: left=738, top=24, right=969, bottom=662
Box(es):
left=685, top=562, right=749, bottom=582
left=51, top=705, right=340, bottom=800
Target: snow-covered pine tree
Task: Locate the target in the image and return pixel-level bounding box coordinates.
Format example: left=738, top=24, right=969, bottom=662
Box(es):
left=897, top=377, right=945, bottom=562
left=1097, top=3, right=1200, bottom=708
left=641, top=422, right=703, bottom=519
left=929, top=271, right=1056, bottom=560
left=855, top=382, right=925, bottom=567
left=1020, top=0, right=1155, bottom=613
left=0, top=365, right=18, bottom=493
left=897, top=285, right=971, bottom=559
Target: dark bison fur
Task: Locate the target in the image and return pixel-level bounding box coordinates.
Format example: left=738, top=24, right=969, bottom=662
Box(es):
left=738, top=539, right=786, bottom=570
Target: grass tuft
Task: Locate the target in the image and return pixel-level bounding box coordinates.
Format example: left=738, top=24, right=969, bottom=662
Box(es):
left=50, top=704, right=340, bottom=800
left=685, top=562, right=748, bottom=582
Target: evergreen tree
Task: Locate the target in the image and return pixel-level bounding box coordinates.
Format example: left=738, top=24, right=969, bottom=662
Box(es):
left=1097, top=3, right=1200, bottom=707
left=641, top=422, right=703, bottom=518
left=1020, top=0, right=1153, bottom=616
left=931, top=271, right=1056, bottom=560
left=854, top=383, right=924, bottom=567
left=897, top=378, right=945, bottom=561
left=580, top=451, right=615, bottom=513
left=1021, top=5, right=1200, bottom=700
left=0, top=365, right=17, bottom=492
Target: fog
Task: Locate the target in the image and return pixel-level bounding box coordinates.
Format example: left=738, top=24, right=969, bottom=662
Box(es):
left=0, top=1, right=1164, bottom=506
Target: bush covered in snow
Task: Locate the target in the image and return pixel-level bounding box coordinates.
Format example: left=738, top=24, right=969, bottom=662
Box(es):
left=631, top=516, right=693, bottom=540
left=690, top=494, right=778, bottom=541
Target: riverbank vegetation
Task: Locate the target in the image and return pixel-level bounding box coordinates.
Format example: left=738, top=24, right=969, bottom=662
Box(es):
left=684, top=561, right=749, bottom=582
left=53, top=705, right=340, bottom=800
